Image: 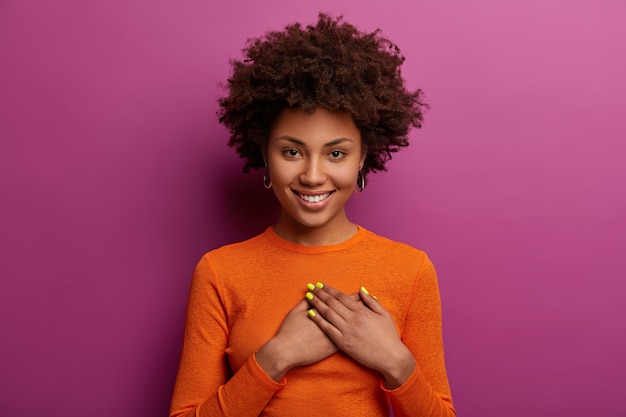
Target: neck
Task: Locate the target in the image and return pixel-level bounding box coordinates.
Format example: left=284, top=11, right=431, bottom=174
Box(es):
left=273, top=215, right=358, bottom=246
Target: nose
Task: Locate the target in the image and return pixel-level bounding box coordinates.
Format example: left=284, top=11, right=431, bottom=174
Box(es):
left=299, top=157, right=326, bottom=186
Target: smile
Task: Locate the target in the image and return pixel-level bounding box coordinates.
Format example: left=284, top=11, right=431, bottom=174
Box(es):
left=298, top=192, right=332, bottom=203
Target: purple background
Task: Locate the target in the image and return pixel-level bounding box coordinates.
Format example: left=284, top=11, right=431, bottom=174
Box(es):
left=1, top=1, right=625, bottom=416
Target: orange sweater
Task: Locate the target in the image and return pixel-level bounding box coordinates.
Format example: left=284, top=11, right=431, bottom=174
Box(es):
left=170, top=226, right=455, bottom=417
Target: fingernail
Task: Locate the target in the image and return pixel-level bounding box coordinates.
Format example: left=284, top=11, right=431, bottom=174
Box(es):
left=307, top=283, right=315, bottom=291
left=316, top=282, right=324, bottom=289
left=308, top=309, right=316, bottom=318
left=373, top=295, right=378, bottom=300
left=305, top=292, right=314, bottom=300
left=360, top=286, right=369, bottom=295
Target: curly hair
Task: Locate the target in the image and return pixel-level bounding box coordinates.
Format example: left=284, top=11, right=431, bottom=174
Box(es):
left=218, top=13, right=428, bottom=177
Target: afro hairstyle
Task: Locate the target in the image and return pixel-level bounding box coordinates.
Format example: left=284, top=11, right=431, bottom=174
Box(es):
left=217, top=13, right=428, bottom=178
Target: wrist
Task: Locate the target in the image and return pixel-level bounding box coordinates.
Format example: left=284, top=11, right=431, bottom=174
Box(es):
left=256, top=338, right=291, bottom=382
left=380, top=345, right=416, bottom=390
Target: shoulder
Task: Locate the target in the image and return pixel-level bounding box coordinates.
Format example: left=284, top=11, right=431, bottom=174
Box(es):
left=198, top=230, right=271, bottom=266
left=352, top=226, right=434, bottom=283
left=357, top=226, right=429, bottom=261
left=354, top=228, right=439, bottom=312
left=190, top=231, right=272, bottom=291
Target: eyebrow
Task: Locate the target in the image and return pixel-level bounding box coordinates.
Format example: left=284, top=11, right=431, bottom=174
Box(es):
left=276, top=135, right=355, bottom=147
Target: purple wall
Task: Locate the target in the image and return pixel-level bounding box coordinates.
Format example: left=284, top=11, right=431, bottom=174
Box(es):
left=1, top=1, right=625, bottom=416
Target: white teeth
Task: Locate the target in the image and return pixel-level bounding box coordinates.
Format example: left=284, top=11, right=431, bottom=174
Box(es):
left=300, top=193, right=330, bottom=203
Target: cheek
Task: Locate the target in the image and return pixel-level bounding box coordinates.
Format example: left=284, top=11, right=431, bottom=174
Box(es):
left=334, top=165, right=359, bottom=188
left=268, top=163, right=294, bottom=185
left=266, top=154, right=286, bottom=177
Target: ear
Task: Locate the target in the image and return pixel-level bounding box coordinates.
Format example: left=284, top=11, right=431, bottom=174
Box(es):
left=359, top=149, right=367, bottom=170
left=261, top=141, right=268, bottom=164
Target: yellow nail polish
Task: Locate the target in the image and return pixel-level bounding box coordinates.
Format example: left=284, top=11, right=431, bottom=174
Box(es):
left=308, top=309, right=316, bottom=318
left=373, top=295, right=378, bottom=300
left=307, top=283, right=315, bottom=291
left=305, top=292, right=314, bottom=300
left=361, top=286, right=369, bottom=295
left=316, top=282, right=324, bottom=289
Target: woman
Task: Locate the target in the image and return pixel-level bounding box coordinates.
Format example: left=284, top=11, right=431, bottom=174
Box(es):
left=170, top=14, right=455, bottom=417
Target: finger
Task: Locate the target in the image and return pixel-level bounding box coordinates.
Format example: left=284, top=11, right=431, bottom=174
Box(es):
left=292, top=298, right=312, bottom=313
left=307, top=308, right=343, bottom=340
left=306, top=282, right=358, bottom=301
left=316, top=283, right=362, bottom=312
left=306, top=290, right=350, bottom=325
left=359, top=287, right=386, bottom=314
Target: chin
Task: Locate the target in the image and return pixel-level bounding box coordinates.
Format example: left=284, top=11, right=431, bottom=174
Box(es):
left=285, top=211, right=338, bottom=231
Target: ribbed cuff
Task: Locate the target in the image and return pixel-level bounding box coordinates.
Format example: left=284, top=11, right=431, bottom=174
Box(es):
left=380, top=364, right=419, bottom=396
left=250, top=352, right=287, bottom=388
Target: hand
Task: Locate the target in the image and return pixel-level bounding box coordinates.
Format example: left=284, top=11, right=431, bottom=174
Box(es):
left=256, top=299, right=337, bottom=381
left=306, top=283, right=416, bottom=389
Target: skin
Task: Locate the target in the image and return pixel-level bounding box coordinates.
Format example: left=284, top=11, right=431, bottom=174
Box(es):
left=264, top=106, right=365, bottom=246
left=255, top=107, right=416, bottom=389
left=306, top=284, right=416, bottom=389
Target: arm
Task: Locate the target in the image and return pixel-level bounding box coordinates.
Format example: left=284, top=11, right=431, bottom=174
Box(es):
left=382, top=256, right=455, bottom=417
left=305, top=284, right=416, bottom=388
left=169, top=255, right=283, bottom=417
left=170, top=255, right=340, bottom=417
left=305, top=256, right=455, bottom=417
left=255, top=298, right=339, bottom=381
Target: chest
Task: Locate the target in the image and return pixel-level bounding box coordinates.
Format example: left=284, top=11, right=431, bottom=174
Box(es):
left=220, top=258, right=415, bottom=372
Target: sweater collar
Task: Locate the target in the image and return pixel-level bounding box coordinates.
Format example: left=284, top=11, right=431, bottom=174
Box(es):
left=264, top=225, right=366, bottom=254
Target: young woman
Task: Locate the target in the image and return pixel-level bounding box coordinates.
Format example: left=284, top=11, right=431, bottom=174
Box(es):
left=170, top=14, right=455, bottom=417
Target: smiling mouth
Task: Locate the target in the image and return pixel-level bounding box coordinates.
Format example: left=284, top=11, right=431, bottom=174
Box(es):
left=298, top=192, right=332, bottom=203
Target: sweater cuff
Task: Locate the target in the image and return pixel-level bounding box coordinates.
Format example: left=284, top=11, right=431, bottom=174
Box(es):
left=380, top=364, right=419, bottom=396
left=201, top=354, right=284, bottom=417
left=250, top=352, right=287, bottom=388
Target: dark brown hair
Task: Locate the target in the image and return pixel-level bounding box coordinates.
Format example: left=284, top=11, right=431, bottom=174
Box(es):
left=218, top=13, right=428, bottom=177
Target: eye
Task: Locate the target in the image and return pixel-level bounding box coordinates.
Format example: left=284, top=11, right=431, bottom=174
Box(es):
left=282, top=148, right=301, bottom=158
left=329, top=150, right=346, bottom=160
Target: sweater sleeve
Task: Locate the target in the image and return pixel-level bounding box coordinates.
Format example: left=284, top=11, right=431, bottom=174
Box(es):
left=169, top=254, right=284, bottom=417
left=383, top=255, right=456, bottom=417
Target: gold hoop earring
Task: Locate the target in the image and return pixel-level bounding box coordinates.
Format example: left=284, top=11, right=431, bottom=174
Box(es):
left=355, top=169, right=366, bottom=194
left=263, top=162, right=272, bottom=189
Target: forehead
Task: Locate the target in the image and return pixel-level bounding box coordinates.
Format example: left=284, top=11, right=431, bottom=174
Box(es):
left=269, top=107, right=361, bottom=146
